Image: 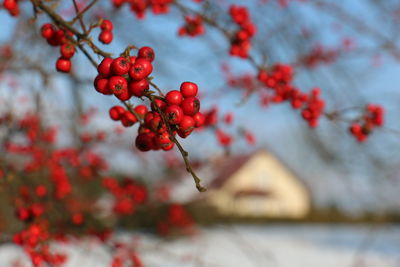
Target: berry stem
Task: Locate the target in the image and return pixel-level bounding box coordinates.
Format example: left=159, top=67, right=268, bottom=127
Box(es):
left=147, top=94, right=206, bottom=192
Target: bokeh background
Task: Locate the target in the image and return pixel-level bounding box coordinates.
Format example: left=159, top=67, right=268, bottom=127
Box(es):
left=1, top=0, right=400, bottom=266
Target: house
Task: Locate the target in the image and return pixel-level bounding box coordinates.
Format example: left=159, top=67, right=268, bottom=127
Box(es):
left=171, top=150, right=312, bottom=220
left=204, top=150, right=311, bottom=219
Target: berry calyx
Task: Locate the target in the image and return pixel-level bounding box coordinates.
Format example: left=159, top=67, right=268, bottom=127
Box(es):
left=109, top=106, right=126, bottom=121
left=165, top=105, right=184, bottom=125
left=108, top=76, right=128, bottom=95
left=129, top=58, right=153, bottom=81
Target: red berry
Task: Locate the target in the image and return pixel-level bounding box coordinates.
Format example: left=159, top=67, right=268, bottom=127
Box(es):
left=54, top=29, right=67, bottom=45
left=56, top=58, right=71, bottom=73
left=145, top=112, right=165, bottom=133
left=180, top=82, right=198, bottom=97
left=99, top=30, right=113, bottom=44
left=138, top=46, right=155, bottom=62
left=4, top=0, right=19, bottom=16
left=129, top=58, right=153, bottom=81
left=35, top=185, right=47, bottom=198
left=129, top=79, right=149, bottom=97
left=216, top=129, right=233, bottom=146
left=180, top=97, right=200, bottom=116
left=135, top=133, right=154, bottom=151
left=108, top=76, right=128, bottom=95
left=165, top=90, right=183, bottom=105
left=30, top=204, right=44, bottom=217
left=144, top=112, right=157, bottom=125
left=60, top=43, right=75, bottom=59
left=111, top=57, right=130, bottom=75
left=16, top=208, right=31, bottom=221
left=129, top=56, right=137, bottom=65
left=224, top=112, right=234, bottom=124
left=178, top=115, right=195, bottom=138
left=98, top=57, right=113, bottom=77
left=156, top=132, right=174, bottom=150
left=151, top=99, right=167, bottom=112
left=193, top=112, right=205, bottom=127
left=94, top=75, right=112, bottom=95
left=134, top=105, right=148, bottom=118
left=121, top=111, right=138, bottom=127
left=72, top=213, right=84, bottom=225
left=161, top=142, right=174, bottom=151
left=138, top=125, right=151, bottom=135
left=41, top=23, right=55, bottom=39
left=165, top=105, right=184, bottom=125
left=115, top=87, right=131, bottom=101
left=100, top=19, right=113, bottom=31
left=109, top=106, right=125, bottom=120
left=112, top=0, right=124, bottom=7
left=3, top=0, right=17, bottom=10
left=245, top=131, right=256, bottom=145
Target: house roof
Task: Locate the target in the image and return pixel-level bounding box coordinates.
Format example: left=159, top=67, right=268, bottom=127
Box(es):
left=168, top=149, right=312, bottom=204
left=208, top=153, right=254, bottom=189
left=206, top=149, right=312, bottom=199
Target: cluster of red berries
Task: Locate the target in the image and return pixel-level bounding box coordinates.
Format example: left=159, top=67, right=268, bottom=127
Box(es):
left=94, top=46, right=155, bottom=100
left=258, top=63, right=325, bottom=127
left=40, top=23, right=76, bottom=73
left=300, top=88, right=325, bottom=127
left=99, top=19, right=114, bottom=44
left=196, top=107, right=256, bottom=147
left=178, top=15, right=205, bottom=37
left=0, top=107, right=197, bottom=267
left=14, top=186, right=46, bottom=227
left=257, top=63, right=293, bottom=90
left=349, top=104, right=384, bottom=142
left=16, top=202, right=45, bottom=222
left=2, top=0, right=19, bottom=16
left=111, top=0, right=173, bottom=19
left=14, top=224, right=67, bottom=267
left=228, top=5, right=257, bottom=58
left=109, top=104, right=147, bottom=127
left=135, top=82, right=204, bottom=152
left=102, top=177, right=147, bottom=216
left=95, top=46, right=204, bottom=152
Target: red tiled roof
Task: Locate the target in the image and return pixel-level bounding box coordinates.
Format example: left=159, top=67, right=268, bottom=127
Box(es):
left=208, top=153, right=253, bottom=189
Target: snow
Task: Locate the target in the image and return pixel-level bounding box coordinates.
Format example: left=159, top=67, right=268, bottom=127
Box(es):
left=1, top=224, right=399, bottom=267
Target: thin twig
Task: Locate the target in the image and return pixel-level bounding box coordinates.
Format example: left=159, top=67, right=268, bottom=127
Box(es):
left=70, top=0, right=99, bottom=25
left=146, top=94, right=206, bottom=192
left=148, top=80, right=164, bottom=96
left=72, top=0, right=87, bottom=33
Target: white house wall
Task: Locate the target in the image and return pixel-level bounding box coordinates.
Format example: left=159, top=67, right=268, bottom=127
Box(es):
left=208, top=151, right=311, bottom=218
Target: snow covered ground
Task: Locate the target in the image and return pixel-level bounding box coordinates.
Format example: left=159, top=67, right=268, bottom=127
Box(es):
left=1, top=224, right=400, bottom=267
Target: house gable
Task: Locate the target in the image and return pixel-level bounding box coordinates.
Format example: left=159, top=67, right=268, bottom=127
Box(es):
left=207, top=151, right=311, bottom=218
